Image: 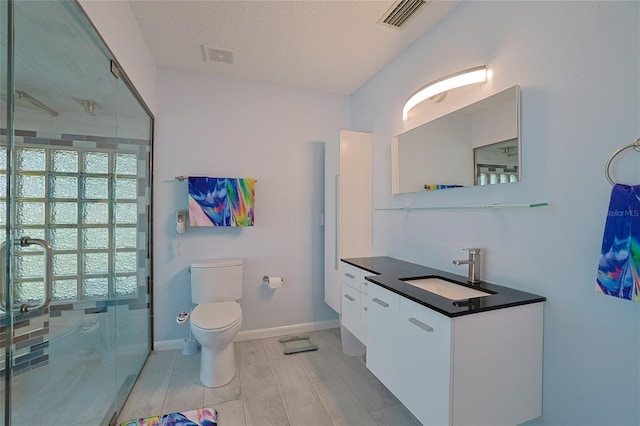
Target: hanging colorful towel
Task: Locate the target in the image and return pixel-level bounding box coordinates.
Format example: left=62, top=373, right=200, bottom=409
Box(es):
left=188, top=177, right=255, bottom=227
left=596, top=184, right=640, bottom=302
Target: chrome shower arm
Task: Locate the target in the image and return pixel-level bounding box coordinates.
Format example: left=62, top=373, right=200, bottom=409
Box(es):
left=15, top=90, right=59, bottom=117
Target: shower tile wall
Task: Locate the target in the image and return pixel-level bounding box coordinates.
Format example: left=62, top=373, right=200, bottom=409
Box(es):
left=0, top=128, right=151, bottom=376
left=0, top=307, right=50, bottom=375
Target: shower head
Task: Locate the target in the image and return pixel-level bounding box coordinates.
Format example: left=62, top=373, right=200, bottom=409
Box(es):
left=72, top=96, right=101, bottom=116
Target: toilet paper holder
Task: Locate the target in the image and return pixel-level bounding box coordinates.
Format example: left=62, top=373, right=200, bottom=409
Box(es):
left=263, top=275, right=283, bottom=289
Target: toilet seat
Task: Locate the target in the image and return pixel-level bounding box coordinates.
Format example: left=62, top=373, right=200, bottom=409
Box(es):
left=191, top=301, right=241, bottom=331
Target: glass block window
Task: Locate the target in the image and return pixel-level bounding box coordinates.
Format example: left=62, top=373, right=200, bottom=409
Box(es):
left=476, top=167, right=519, bottom=186
left=1, top=144, right=143, bottom=305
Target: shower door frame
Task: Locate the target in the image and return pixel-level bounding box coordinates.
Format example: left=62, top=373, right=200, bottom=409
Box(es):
left=3, top=0, right=17, bottom=420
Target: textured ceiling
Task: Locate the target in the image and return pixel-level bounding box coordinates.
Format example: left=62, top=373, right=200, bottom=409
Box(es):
left=128, top=0, right=459, bottom=94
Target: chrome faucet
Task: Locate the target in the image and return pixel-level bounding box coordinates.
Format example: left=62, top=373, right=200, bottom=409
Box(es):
left=453, top=248, right=482, bottom=284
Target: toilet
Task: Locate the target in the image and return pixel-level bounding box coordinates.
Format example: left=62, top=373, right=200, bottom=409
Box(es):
left=189, top=258, right=243, bottom=387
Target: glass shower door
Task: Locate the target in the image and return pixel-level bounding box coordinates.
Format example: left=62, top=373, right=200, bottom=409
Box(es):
left=3, top=1, right=119, bottom=423
left=113, top=73, right=153, bottom=418
left=1, top=1, right=153, bottom=424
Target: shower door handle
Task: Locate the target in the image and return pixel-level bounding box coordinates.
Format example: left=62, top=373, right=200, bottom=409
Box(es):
left=0, top=237, right=53, bottom=314
left=20, top=237, right=53, bottom=312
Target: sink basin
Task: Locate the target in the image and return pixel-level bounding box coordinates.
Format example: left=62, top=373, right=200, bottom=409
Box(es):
left=402, top=277, right=492, bottom=300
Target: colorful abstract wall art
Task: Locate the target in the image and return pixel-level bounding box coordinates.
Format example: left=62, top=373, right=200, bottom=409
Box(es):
left=188, top=177, right=255, bottom=227
left=596, top=184, right=640, bottom=302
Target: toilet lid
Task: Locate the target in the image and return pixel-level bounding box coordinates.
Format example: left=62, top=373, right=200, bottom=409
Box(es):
left=191, top=301, right=241, bottom=330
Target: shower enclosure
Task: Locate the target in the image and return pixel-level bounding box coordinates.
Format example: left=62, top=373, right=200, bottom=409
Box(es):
left=0, top=1, right=153, bottom=424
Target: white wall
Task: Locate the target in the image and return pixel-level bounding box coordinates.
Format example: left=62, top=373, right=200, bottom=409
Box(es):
left=352, top=1, right=639, bottom=425
left=154, top=67, right=349, bottom=344
left=78, top=0, right=156, bottom=113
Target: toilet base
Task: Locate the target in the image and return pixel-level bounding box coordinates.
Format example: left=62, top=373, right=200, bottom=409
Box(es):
left=199, top=343, right=236, bottom=387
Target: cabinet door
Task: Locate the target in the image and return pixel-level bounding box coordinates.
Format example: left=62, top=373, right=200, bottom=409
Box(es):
left=366, top=283, right=400, bottom=394
left=324, top=136, right=340, bottom=313
left=399, top=297, right=452, bottom=426
left=324, top=131, right=372, bottom=314
left=360, top=276, right=369, bottom=345
left=341, top=282, right=361, bottom=340
left=339, top=131, right=372, bottom=262
left=360, top=295, right=367, bottom=345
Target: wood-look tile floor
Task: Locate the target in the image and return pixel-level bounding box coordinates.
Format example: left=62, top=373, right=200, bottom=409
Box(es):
left=117, top=328, right=422, bottom=426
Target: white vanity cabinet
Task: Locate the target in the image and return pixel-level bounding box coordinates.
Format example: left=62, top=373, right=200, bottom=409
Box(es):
left=367, top=282, right=544, bottom=426
left=340, top=261, right=371, bottom=344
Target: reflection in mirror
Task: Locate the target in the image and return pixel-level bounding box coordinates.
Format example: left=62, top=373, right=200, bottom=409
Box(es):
left=475, top=138, right=518, bottom=185
left=391, top=85, right=520, bottom=194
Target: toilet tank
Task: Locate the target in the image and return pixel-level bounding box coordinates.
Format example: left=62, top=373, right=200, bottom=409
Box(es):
left=191, top=258, right=243, bottom=304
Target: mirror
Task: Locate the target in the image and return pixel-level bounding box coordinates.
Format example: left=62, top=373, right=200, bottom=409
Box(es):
left=391, top=85, right=520, bottom=194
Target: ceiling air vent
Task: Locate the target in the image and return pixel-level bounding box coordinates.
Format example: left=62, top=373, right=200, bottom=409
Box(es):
left=378, top=0, right=429, bottom=29
left=200, top=45, right=234, bottom=64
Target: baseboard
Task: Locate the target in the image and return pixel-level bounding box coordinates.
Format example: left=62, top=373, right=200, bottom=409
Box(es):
left=234, top=319, right=339, bottom=342
left=154, top=338, right=187, bottom=351
left=153, top=319, right=339, bottom=351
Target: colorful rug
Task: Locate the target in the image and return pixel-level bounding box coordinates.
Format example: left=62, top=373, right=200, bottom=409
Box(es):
left=120, top=408, right=217, bottom=426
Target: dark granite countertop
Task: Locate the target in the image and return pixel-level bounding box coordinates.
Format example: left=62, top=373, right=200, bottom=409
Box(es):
left=342, top=256, right=546, bottom=318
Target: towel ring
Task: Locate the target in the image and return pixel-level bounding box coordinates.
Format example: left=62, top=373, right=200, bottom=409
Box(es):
left=605, top=138, right=640, bottom=186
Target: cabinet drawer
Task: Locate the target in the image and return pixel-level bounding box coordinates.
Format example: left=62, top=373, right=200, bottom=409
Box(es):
left=341, top=262, right=364, bottom=292
left=361, top=277, right=370, bottom=295
left=401, top=296, right=451, bottom=335
left=342, top=262, right=376, bottom=294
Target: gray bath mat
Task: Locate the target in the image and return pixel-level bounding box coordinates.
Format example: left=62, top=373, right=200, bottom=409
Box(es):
left=279, top=335, right=318, bottom=355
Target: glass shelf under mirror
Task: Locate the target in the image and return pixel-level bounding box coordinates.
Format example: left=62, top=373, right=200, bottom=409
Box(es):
left=374, top=202, right=548, bottom=211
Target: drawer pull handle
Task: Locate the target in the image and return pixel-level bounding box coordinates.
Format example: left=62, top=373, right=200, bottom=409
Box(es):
left=344, top=294, right=355, bottom=302
left=408, top=317, right=433, bottom=332
left=344, top=273, right=356, bottom=279
left=372, top=297, right=389, bottom=308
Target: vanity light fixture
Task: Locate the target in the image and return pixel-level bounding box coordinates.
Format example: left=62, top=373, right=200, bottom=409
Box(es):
left=402, top=65, right=488, bottom=120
